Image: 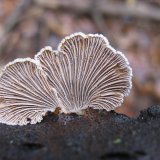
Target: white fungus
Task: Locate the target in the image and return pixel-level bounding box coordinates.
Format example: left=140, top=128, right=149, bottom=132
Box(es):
left=36, top=32, right=132, bottom=114
left=0, top=33, right=132, bottom=125
left=0, top=59, right=59, bottom=125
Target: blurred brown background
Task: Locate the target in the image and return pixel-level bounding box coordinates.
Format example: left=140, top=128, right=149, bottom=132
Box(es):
left=0, top=0, right=159, bottom=117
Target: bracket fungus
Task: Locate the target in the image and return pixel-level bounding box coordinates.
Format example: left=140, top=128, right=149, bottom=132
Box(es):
left=0, top=32, right=132, bottom=125
left=0, top=58, right=59, bottom=125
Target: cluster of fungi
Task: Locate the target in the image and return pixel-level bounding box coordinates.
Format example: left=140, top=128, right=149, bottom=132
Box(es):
left=0, top=33, right=132, bottom=125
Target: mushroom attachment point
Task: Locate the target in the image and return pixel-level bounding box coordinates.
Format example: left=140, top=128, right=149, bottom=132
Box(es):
left=0, top=59, right=58, bottom=125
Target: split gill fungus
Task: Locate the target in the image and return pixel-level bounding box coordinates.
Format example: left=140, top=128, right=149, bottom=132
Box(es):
left=0, top=32, right=132, bottom=125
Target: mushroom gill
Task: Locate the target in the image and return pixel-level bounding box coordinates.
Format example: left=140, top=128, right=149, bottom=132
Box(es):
left=0, top=33, right=132, bottom=125
left=0, top=58, right=58, bottom=125
left=35, top=33, right=132, bottom=114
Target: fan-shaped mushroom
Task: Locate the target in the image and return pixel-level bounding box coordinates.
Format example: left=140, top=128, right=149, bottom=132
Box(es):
left=35, top=33, right=132, bottom=114
left=0, top=58, right=58, bottom=125
left=0, top=33, right=132, bottom=125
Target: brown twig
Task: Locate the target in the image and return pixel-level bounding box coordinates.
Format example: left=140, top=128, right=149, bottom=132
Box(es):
left=34, top=0, right=160, bottom=21
left=0, top=0, right=32, bottom=53
left=90, top=0, right=107, bottom=35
